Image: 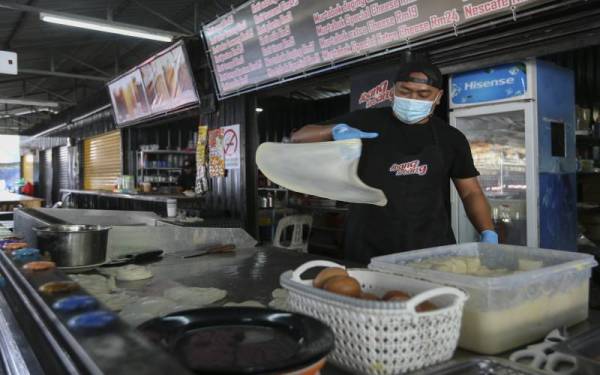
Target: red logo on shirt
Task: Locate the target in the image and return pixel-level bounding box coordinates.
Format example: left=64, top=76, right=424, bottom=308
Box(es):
left=389, top=160, right=428, bottom=176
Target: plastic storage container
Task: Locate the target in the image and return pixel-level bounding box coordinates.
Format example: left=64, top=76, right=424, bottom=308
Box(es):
left=369, top=243, right=597, bottom=355
left=280, top=260, right=467, bottom=375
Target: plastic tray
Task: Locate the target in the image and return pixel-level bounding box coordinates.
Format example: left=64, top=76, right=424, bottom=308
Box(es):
left=369, top=243, right=597, bottom=354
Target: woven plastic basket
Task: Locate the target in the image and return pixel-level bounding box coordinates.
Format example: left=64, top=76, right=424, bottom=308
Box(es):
left=280, top=260, right=468, bottom=375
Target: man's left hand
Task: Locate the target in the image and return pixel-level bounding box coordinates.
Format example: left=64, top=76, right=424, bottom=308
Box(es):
left=480, top=230, right=498, bottom=244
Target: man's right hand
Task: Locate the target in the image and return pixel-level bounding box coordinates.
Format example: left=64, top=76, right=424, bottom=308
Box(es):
left=332, top=124, right=379, bottom=141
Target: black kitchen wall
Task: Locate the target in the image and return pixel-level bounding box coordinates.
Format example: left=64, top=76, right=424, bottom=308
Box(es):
left=543, top=46, right=600, bottom=115
left=257, top=95, right=349, bottom=143
left=39, top=149, right=52, bottom=206
left=200, top=95, right=254, bottom=232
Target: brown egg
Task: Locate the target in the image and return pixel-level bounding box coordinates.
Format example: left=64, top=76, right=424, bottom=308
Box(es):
left=323, top=276, right=362, bottom=298
left=383, top=290, right=411, bottom=302
left=416, top=301, right=438, bottom=312
left=360, top=292, right=380, bottom=301
left=313, top=267, right=348, bottom=288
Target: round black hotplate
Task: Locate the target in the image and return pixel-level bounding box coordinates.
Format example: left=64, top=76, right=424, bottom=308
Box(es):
left=138, top=307, right=334, bottom=374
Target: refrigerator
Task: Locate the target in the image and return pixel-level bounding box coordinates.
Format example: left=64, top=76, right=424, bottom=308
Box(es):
left=449, top=60, right=577, bottom=251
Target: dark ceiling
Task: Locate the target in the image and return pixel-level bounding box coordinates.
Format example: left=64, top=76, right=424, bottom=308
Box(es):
left=0, top=0, right=247, bottom=134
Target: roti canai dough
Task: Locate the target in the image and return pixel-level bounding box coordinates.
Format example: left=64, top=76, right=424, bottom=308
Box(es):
left=163, top=286, right=227, bottom=306
left=115, top=265, right=153, bottom=281
left=96, top=293, right=138, bottom=312
left=256, top=140, right=387, bottom=206
left=224, top=300, right=266, bottom=308
left=69, top=274, right=118, bottom=294
left=269, top=288, right=290, bottom=310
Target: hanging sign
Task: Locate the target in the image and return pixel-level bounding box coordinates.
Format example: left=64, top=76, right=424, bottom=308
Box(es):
left=222, top=124, right=241, bottom=170
left=203, top=0, right=548, bottom=99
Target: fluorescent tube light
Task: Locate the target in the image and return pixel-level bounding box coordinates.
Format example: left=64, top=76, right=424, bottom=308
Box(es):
left=40, top=12, right=174, bottom=42
left=0, top=98, right=60, bottom=107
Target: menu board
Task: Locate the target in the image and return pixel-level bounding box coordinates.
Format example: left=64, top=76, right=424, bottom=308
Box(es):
left=109, top=42, right=199, bottom=126
left=203, top=0, right=547, bottom=99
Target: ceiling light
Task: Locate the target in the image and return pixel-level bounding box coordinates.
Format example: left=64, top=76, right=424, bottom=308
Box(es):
left=256, top=107, right=264, bottom=113
left=0, top=98, right=60, bottom=107
left=40, top=12, right=174, bottom=42
left=0, top=107, right=57, bottom=119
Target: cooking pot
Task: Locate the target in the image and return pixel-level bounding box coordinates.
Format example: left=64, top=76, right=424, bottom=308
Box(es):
left=34, top=225, right=111, bottom=267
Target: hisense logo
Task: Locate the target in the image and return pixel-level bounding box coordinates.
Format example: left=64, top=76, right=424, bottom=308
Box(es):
left=464, top=77, right=515, bottom=90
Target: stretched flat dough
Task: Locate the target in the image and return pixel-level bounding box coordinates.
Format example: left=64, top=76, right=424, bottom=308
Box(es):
left=256, top=140, right=387, bottom=206
left=163, top=286, right=227, bottom=307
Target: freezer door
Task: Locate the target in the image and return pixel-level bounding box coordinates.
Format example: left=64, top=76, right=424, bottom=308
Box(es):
left=450, top=103, right=537, bottom=247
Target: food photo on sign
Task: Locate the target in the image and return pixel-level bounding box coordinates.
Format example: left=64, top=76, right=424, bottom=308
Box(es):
left=208, top=128, right=225, bottom=177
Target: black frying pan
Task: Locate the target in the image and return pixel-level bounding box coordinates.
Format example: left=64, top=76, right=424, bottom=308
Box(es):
left=138, top=307, right=335, bottom=374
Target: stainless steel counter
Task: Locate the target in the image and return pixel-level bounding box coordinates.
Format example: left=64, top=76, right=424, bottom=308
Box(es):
left=60, top=189, right=199, bottom=203
left=114, top=246, right=600, bottom=375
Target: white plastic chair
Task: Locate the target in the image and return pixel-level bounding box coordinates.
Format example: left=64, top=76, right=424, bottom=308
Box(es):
left=273, top=215, right=313, bottom=252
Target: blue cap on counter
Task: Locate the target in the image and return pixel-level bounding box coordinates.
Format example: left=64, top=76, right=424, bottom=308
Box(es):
left=53, top=295, right=98, bottom=313
left=12, top=248, right=41, bottom=262
left=68, top=310, right=117, bottom=330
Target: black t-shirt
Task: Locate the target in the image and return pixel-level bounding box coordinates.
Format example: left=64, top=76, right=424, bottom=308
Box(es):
left=322, top=107, right=479, bottom=215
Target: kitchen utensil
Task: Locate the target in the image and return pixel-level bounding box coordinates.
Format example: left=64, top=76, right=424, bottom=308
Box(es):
left=138, top=307, right=335, bottom=375
left=34, top=225, right=111, bottom=268
left=103, top=250, right=164, bottom=267
left=411, top=357, right=544, bottom=374
left=281, top=260, right=467, bottom=375
left=553, top=325, right=600, bottom=375
left=181, top=244, right=235, bottom=259
left=369, top=243, right=596, bottom=354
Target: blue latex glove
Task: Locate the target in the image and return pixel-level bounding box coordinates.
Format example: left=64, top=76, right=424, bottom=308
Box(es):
left=332, top=123, right=379, bottom=141
left=480, top=230, right=499, bottom=244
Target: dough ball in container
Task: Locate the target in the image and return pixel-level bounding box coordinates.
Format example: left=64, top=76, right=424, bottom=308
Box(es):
left=163, top=286, right=227, bottom=307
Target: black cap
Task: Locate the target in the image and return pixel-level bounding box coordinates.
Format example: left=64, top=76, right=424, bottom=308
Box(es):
left=394, top=61, right=443, bottom=89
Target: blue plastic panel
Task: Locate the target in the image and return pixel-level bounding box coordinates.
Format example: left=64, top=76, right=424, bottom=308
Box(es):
left=450, top=63, right=527, bottom=106
left=539, top=173, right=577, bottom=251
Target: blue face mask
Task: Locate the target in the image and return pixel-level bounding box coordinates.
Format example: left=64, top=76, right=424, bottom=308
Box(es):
left=392, top=95, right=437, bottom=124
